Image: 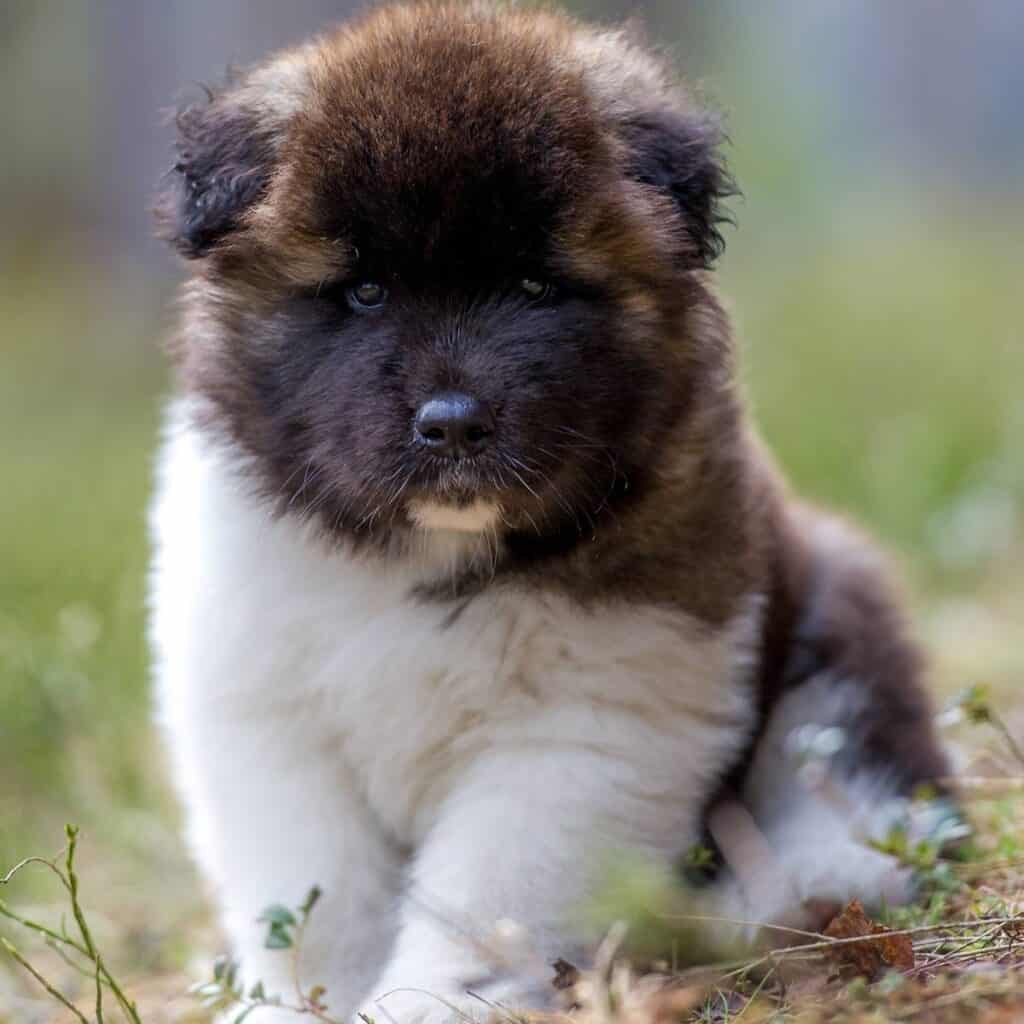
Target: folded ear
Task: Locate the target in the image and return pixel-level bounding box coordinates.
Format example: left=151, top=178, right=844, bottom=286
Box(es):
left=620, top=108, right=736, bottom=268
left=157, top=94, right=273, bottom=258
left=157, top=59, right=308, bottom=258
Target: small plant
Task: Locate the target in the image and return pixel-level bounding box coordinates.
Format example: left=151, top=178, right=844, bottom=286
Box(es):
left=0, top=824, right=143, bottom=1023
left=943, top=684, right=1024, bottom=768
left=190, top=886, right=341, bottom=1023
left=1, top=828, right=336, bottom=1023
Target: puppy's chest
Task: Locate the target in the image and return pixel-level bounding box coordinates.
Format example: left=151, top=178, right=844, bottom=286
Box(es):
left=155, top=421, right=760, bottom=840
left=231, top=558, right=754, bottom=838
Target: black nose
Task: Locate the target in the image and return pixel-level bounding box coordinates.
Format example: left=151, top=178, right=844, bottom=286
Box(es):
left=413, top=392, right=495, bottom=457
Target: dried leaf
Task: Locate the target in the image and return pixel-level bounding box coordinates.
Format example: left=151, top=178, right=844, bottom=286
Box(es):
left=551, top=958, right=580, bottom=992
left=823, top=899, right=914, bottom=979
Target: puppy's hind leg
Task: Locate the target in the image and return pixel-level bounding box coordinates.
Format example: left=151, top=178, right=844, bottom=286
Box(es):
left=715, top=675, right=956, bottom=934
left=710, top=514, right=963, bottom=934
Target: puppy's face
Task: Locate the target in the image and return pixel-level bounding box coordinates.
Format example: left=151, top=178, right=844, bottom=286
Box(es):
left=161, top=4, right=733, bottom=549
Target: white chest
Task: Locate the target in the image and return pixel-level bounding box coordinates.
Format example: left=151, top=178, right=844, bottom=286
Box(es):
left=151, top=409, right=760, bottom=845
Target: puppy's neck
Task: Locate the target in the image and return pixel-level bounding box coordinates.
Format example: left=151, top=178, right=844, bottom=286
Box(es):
left=392, top=517, right=504, bottom=602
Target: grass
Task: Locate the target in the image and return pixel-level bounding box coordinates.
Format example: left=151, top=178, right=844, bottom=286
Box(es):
left=0, top=269, right=209, bottom=1019
left=0, top=197, right=1021, bottom=1021
left=3, top=753, right=1024, bottom=1023
left=0, top=270, right=165, bottom=860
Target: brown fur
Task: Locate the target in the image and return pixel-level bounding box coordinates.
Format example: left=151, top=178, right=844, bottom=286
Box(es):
left=157, top=1, right=948, bottom=809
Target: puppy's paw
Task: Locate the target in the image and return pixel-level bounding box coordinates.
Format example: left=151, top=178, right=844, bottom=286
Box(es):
left=356, top=975, right=550, bottom=1024
left=705, top=838, right=916, bottom=952
left=355, top=990, right=487, bottom=1024
left=215, top=1005, right=299, bottom=1024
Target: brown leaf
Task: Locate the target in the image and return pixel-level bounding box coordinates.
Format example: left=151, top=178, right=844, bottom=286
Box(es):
left=823, top=899, right=915, bottom=979
left=551, top=957, right=581, bottom=991
left=550, top=958, right=583, bottom=1013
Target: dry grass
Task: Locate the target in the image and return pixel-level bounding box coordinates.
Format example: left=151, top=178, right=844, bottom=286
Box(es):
left=3, top=701, right=1024, bottom=1024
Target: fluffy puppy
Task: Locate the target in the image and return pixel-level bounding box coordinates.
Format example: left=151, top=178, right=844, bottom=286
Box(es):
left=151, top=4, right=954, bottom=1021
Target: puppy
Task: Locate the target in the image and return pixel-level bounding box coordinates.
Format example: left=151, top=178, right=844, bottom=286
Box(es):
left=150, top=4, right=954, bottom=1021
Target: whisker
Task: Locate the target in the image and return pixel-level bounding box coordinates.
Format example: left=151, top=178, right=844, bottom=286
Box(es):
left=503, top=460, right=543, bottom=503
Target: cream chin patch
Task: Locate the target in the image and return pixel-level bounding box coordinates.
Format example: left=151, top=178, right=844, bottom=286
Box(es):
left=408, top=500, right=501, bottom=533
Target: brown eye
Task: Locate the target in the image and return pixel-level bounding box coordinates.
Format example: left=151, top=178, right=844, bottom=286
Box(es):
left=520, top=278, right=552, bottom=302
left=347, top=282, right=387, bottom=309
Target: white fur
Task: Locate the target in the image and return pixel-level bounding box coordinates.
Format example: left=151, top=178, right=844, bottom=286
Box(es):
left=709, top=675, right=942, bottom=942
left=408, top=500, right=501, bottom=534
left=150, top=402, right=762, bottom=1023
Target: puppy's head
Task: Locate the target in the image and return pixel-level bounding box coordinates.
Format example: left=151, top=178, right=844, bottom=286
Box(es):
left=159, top=2, right=735, bottom=550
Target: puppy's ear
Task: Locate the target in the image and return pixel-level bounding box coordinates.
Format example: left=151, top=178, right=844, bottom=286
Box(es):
left=620, top=109, right=736, bottom=268
left=157, top=79, right=285, bottom=259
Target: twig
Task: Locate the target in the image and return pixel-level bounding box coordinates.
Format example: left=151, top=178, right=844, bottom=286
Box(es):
left=731, top=966, right=775, bottom=1022
left=95, top=957, right=105, bottom=1023
left=0, top=899, right=91, bottom=959
left=1, top=851, right=70, bottom=888
left=704, top=915, right=1024, bottom=985
left=44, top=936, right=97, bottom=981
left=988, top=712, right=1024, bottom=769
left=373, top=987, right=480, bottom=1024
left=287, top=887, right=339, bottom=1021
left=890, top=980, right=1024, bottom=1018
left=922, top=941, right=1024, bottom=973
left=65, top=826, right=99, bottom=960
left=660, top=912, right=826, bottom=942
left=63, top=827, right=143, bottom=1024
left=907, top=923, right=1006, bottom=975
left=466, top=988, right=537, bottom=1024
left=2, top=937, right=90, bottom=1024
left=3, top=827, right=144, bottom=1024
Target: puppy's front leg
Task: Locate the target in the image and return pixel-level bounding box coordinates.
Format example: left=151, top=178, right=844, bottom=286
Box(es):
left=358, top=722, right=695, bottom=1024
left=167, top=709, right=404, bottom=1023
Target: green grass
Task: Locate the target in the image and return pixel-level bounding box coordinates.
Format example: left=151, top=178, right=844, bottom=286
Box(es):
left=0, top=270, right=170, bottom=884
left=727, top=207, right=1024, bottom=586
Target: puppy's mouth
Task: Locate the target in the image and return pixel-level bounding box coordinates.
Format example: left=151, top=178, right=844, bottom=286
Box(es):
left=297, top=439, right=589, bottom=540
left=403, top=459, right=507, bottom=533
left=407, top=498, right=502, bottom=533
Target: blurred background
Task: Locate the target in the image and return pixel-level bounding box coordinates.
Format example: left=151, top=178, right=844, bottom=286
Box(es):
left=1, top=0, right=1022, bottom=1015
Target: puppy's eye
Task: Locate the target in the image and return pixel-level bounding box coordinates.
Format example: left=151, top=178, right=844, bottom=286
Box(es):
left=520, top=278, right=553, bottom=302
left=347, top=282, right=388, bottom=309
